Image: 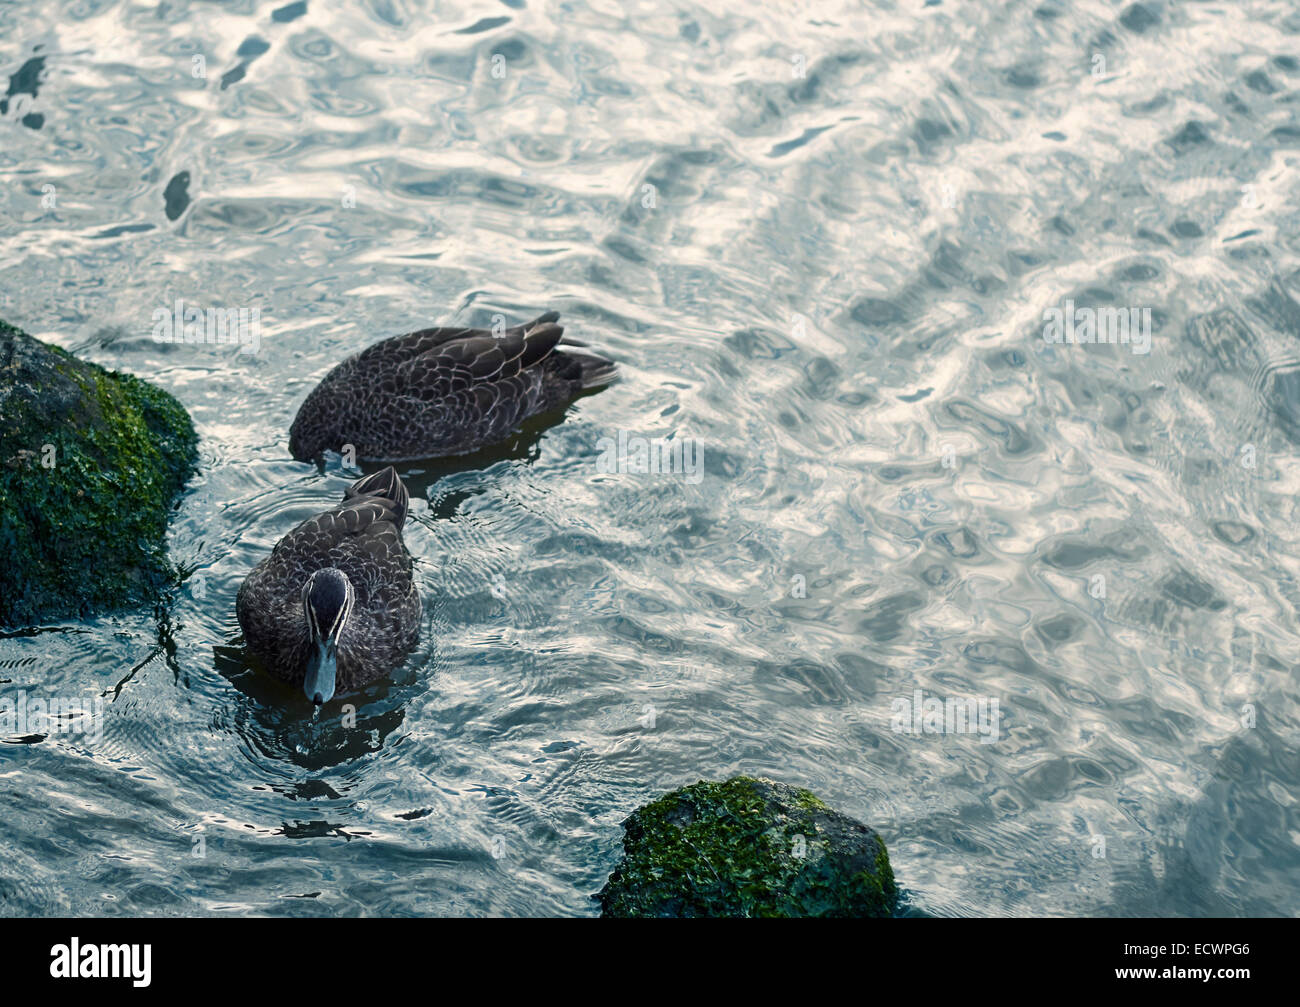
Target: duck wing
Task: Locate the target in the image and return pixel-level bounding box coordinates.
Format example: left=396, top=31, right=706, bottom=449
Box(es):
left=390, top=318, right=564, bottom=403
left=257, top=468, right=410, bottom=584
left=350, top=311, right=561, bottom=378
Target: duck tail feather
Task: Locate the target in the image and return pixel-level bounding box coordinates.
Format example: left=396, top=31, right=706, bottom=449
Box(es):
left=506, top=310, right=560, bottom=338
left=563, top=351, right=618, bottom=390
left=521, top=322, right=565, bottom=368
left=345, top=466, right=410, bottom=526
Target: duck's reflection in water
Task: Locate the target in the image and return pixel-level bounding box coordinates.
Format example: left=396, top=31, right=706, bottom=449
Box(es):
left=213, top=640, right=411, bottom=774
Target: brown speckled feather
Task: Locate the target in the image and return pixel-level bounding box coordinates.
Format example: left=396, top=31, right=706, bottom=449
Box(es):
left=288, top=311, right=617, bottom=462
left=236, top=467, right=420, bottom=694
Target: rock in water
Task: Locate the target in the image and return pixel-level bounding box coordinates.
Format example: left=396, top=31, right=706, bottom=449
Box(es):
left=598, top=776, right=897, bottom=917
left=0, top=318, right=198, bottom=626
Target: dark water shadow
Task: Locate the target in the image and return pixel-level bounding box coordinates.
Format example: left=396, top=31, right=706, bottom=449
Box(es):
left=1101, top=727, right=1296, bottom=917
left=379, top=416, right=551, bottom=502
left=213, top=639, right=411, bottom=773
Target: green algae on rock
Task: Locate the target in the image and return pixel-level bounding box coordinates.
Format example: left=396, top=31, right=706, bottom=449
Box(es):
left=598, top=776, right=897, bottom=918
left=0, top=318, right=198, bottom=626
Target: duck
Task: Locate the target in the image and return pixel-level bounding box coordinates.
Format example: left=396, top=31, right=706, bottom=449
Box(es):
left=236, top=466, right=420, bottom=705
left=288, top=311, right=616, bottom=462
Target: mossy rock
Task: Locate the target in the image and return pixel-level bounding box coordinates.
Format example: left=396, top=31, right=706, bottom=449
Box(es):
left=0, top=318, right=198, bottom=626
left=598, top=776, right=897, bottom=918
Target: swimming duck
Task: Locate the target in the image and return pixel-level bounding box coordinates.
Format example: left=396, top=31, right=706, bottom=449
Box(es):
left=288, top=311, right=616, bottom=462
left=236, top=466, right=420, bottom=705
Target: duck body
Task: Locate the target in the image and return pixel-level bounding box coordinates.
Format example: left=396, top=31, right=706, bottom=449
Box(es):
left=288, top=311, right=616, bottom=462
left=236, top=466, right=420, bottom=703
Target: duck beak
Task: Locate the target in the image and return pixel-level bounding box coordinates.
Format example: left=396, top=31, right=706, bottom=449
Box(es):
left=304, top=640, right=337, bottom=706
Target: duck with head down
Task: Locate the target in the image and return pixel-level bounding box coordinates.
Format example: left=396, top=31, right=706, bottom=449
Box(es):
left=236, top=466, right=420, bottom=705
left=287, top=310, right=617, bottom=463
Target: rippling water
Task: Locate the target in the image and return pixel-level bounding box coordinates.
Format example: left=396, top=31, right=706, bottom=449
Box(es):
left=2, top=0, right=1300, bottom=917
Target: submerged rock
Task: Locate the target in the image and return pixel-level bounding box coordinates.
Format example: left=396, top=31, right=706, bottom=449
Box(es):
left=0, top=318, right=198, bottom=626
left=598, top=776, right=897, bottom=918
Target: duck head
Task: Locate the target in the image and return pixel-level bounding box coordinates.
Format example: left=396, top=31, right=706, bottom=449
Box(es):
left=301, top=568, right=354, bottom=705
